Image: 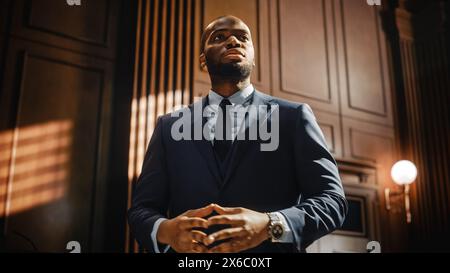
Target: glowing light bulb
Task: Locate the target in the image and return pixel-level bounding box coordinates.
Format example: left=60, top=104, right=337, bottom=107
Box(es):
left=391, top=160, right=417, bottom=185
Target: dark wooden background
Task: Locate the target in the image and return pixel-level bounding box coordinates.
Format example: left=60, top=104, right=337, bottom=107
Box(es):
left=0, top=0, right=448, bottom=252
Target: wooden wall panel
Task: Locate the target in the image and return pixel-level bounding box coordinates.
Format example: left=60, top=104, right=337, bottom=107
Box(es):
left=270, top=0, right=339, bottom=114
left=0, top=39, right=113, bottom=252
left=10, top=0, right=118, bottom=59
left=0, top=0, right=11, bottom=35
left=336, top=0, right=393, bottom=126
left=0, top=0, right=12, bottom=100
left=398, top=37, right=450, bottom=251
left=342, top=117, right=396, bottom=186
left=342, top=116, right=408, bottom=251
left=382, top=0, right=450, bottom=251
left=126, top=0, right=197, bottom=253
left=0, top=0, right=125, bottom=252
left=27, top=0, right=108, bottom=44
left=193, top=0, right=271, bottom=97
left=340, top=184, right=380, bottom=242
left=0, top=34, right=4, bottom=71
left=314, top=110, right=343, bottom=158
left=0, top=30, right=5, bottom=101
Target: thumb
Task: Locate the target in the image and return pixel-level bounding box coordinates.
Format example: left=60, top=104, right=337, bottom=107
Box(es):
left=185, top=203, right=215, bottom=218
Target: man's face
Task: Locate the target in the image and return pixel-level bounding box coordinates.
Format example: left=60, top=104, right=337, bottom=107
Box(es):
left=200, top=17, right=255, bottom=80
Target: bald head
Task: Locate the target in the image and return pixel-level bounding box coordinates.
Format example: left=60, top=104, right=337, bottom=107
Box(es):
left=200, top=15, right=251, bottom=54
left=199, top=15, right=255, bottom=84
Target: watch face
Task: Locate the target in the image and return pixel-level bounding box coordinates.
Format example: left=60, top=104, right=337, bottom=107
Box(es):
left=271, top=223, right=284, bottom=239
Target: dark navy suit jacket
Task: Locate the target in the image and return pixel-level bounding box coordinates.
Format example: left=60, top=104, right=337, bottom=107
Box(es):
left=128, top=90, right=348, bottom=253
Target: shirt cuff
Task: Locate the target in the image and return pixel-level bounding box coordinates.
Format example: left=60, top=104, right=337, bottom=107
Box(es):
left=274, top=212, right=294, bottom=243
left=151, top=218, right=170, bottom=253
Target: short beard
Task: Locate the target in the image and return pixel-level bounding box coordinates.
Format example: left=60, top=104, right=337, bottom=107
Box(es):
left=207, top=61, right=252, bottom=80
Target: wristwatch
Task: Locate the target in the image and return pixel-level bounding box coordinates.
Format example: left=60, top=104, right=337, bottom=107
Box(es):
left=266, top=212, right=284, bottom=242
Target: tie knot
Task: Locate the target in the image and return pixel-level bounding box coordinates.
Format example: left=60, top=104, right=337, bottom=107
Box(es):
left=219, top=99, right=232, bottom=113
left=220, top=98, right=232, bottom=106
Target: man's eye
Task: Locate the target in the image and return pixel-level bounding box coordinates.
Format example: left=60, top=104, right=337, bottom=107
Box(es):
left=213, top=34, right=224, bottom=41
left=239, top=35, right=249, bottom=42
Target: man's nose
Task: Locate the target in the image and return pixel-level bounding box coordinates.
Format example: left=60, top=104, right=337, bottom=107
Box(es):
left=225, top=35, right=241, bottom=49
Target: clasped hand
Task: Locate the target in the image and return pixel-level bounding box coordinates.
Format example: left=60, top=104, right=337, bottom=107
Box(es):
left=157, top=203, right=270, bottom=253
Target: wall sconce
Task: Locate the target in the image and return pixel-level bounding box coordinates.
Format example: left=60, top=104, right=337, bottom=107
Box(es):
left=385, top=160, right=417, bottom=223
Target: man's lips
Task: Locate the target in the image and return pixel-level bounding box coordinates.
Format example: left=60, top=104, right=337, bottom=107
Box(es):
left=223, top=50, right=245, bottom=58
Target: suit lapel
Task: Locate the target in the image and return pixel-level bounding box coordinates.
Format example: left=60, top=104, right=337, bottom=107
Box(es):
left=190, top=97, right=222, bottom=187
left=222, top=91, right=274, bottom=189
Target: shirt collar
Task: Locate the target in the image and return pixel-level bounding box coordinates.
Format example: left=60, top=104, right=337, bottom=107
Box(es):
left=208, top=84, right=254, bottom=106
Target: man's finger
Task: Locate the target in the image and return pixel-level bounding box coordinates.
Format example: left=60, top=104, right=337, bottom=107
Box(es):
left=204, top=227, right=248, bottom=245
left=209, top=239, right=246, bottom=253
left=212, top=204, right=242, bottom=215
left=207, top=215, right=245, bottom=227
left=188, top=230, right=208, bottom=244
left=184, top=204, right=215, bottom=218
left=179, top=217, right=209, bottom=229
left=191, top=242, right=209, bottom=253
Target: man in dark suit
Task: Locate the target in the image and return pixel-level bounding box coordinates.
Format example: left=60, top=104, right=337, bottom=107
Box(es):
left=128, top=15, right=347, bottom=253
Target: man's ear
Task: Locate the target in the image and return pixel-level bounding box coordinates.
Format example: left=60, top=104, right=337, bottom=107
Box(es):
left=200, top=53, right=207, bottom=72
